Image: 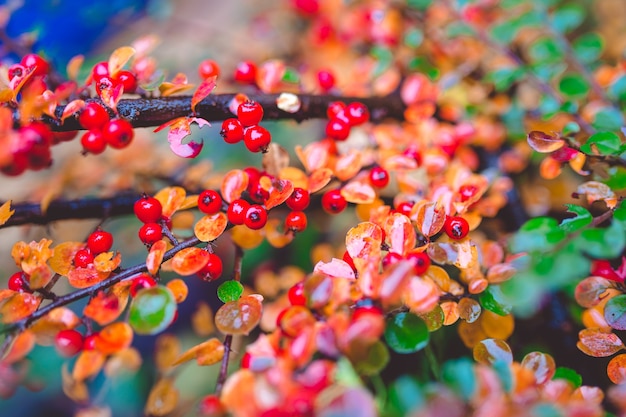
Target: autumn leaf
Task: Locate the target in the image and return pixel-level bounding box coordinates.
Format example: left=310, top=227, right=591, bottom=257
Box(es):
left=0, top=292, right=42, bottom=323
left=145, top=378, right=179, bottom=416
left=50, top=242, right=84, bottom=276
left=527, top=131, right=565, bottom=153
left=0, top=201, right=15, bottom=226
left=172, top=337, right=224, bottom=366
left=221, top=169, right=249, bottom=203
left=108, top=46, right=136, bottom=77
left=578, top=328, right=624, bottom=357
left=191, top=76, right=217, bottom=113
left=73, top=350, right=105, bottom=381
left=215, top=295, right=263, bottom=335
left=195, top=212, right=228, bottom=242
left=171, top=247, right=210, bottom=276
left=146, top=240, right=167, bottom=275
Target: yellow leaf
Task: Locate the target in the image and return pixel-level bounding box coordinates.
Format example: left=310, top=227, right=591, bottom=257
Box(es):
left=62, top=363, right=89, bottom=403
left=145, top=378, right=179, bottom=416
left=0, top=200, right=14, bottom=226
left=108, top=46, right=136, bottom=77
left=73, top=350, right=105, bottom=381
left=66, top=55, right=84, bottom=81
left=194, top=212, right=228, bottom=242
left=172, top=337, right=224, bottom=366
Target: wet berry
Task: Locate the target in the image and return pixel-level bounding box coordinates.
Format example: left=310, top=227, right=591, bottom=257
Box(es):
left=345, top=102, right=370, bottom=126
left=317, top=69, right=335, bottom=91
left=8, top=272, right=29, bottom=292
left=198, top=59, right=220, bottom=79
left=198, top=190, right=223, bottom=214
left=73, top=249, right=94, bottom=268
left=102, top=119, right=134, bottom=149
left=198, top=253, right=223, bottom=282
left=288, top=281, right=306, bottom=306
left=134, top=195, right=163, bottom=223
left=406, top=251, right=430, bottom=275
left=220, top=118, right=244, bottom=144
left=234, top=61, right=257, bottom=84
left=87, top=230, right=113, bottom=254
left=21, top=54, right=50, bottom=77
left=443, top=216, right=470, bottom=240
left=227, top=199, right=251, bottom=225
left=54, top=329, right=84, bottom=357
left=114, top=70, right=138, bottom=93
left=129, top=273, right=157, bottom=297
left=237, top=101, right=264, bottom=127
left=244, top=125, right=271, bottom=153
left=139, top=223, right=163, bottom=245
left=325, top=118, right=351, bottom=141
left=369, top=166, right=389, bottom=188
left=244, top=205, right=268, bottom=230
left=286, top=187, right=310, bottom=211
left=285, top=211, right=307, bottom=232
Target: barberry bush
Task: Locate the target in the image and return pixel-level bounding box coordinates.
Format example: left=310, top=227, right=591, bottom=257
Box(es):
left=1, top=0, right=626, bottom=416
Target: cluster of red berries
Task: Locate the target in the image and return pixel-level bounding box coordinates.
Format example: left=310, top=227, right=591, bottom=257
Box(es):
left=133, top=194, right=164, bottom=245
left=220, top=101, right=271, bottom=153
left=325, top=101, right=370, bottom=141
left=73, top=229, right=114, bottom=268
left=91, top=61, right=138, bottom=95
left=1, top=121, right=58, bottom=176
left=79, top=102, right=134, bottom=154
left=285, top=187, right=310, bottom=233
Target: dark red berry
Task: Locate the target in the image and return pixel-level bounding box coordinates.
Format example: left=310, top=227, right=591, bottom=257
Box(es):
left=286, top=187, right=310, bottom=211
left=73, top=249, right=94, bottom=268
left=134, top=195, right=163, bottom=223
left=220, top=118, right=245, bottom=144
left=102, top=119, right=134, bottom=149
left=352, top=304, right=383, bottom=322
left=406, top=251, right=431, bottom=275
left=369, top=166, right=389, bottom=188
left=53, top=130, right=78, bottom=144
left=395, top=201, right=414, bottom=217
left=240, top=351, right=252, bottom=369
left=1, top=154, right=29, bottom=176
left=244, top=167, right=261, bottom=184
left=199, top=394, right=226, bottom=416
left=114, top=70, right=138, bottom=93
left=382, top=252, right=402, bottom=268
left=199, top=59, right=220, bottom=79
left=79, top=102, right=110, bottom=130
left=317, top=70, right=335, bottom=91
left=403, top=145, right=422, bottom=165
left=92, top=61, right=110, bottom=82
left=83, top=333, right=98, bottom=350
left=21, top=54, right=50, bottom=77
left=8, top=64, right=25, bottom=80
left=129, top=273, right=157, bottom=297
left=325, top=118, right=351, bottom=141
left=327, top=101, right=346, bottom=119
left=285, top=211, right=307, bottom=232
left=245, top=205, right=268, bottom=230
left=345, top=102, right=370, bottom=126
left=54, top=329, right=84, bottom=357
left=287, top=281, right=306, bottom=306
left=139, top=223, right=163, bottom=245
left=321, top=189, right=347, bottom=214
left=237, top=101, right=264, bottom=127
left=87, top=230, right=113, bottom=254
left=198, top=253, right=223, bottom=282
left=80, top=130, right=107, bottom=155
left=198, top=190, right=223, bottom=214
left=247, top=180, right=269, bottom=203
left=244, top=125, right=271, bottom=153
left=458, top=184, right=479, bottom=202
left=234, top=61, right=257, bottom=84
left=8, top=272, right=29, bottom=292
left=227, top=199, right=251, bottom=225
left=590, top=260, right=623, bottom=282
left=443, top=216, right=470, bottom=240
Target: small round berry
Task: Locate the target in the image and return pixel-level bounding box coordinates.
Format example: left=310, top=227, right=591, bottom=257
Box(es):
left=382, top=252, right=402, bottom=268
left=227, top=199, right=251, bottom=225
left=406, top=251, right=430, bottom=275
left=234, top=61, right=257, bottom=84
left=243, top=166, right=261, bottom=184
left=199, top=394, right=226, bottom=417
left=114, top=70, right=138, bottom=93
left=237, top=101, right=264, bottom=127
left=102, top=119, right=134, bottom=149
left=87, top=230, right=113, bottom=254
left=325, top=118, right=351, bottom=141
left=198, top=253, right=223, bottom=282
left=1, top=154, right=29, bottom=176
left=53, top=130, right=78, bottom=144
left=327, top=101, right=346, bottom=119
left=92, top=61, right=110, bottom=82
left=21, top=54, right=50, bottom=77
left=240, top=351, right=252, bottom=369
left=73, top=249, right=94, bottom=268
left=220, top=118, right=244, bottom=144
left=198, top=59, right=220, bottom=79
left=352, top=304, right=383, bottom=322
left=403, top=146, right=422, bottom=165
left=345, top=102, right=370, bottom=126
left=286, top=187, right=310, bottom=211
left=247, top=180, right=269, bottom=204
left=458, top=184, right=479, bottom=202
left=54, top=329, right=84, bottom=357
left=243, top=125, right=271, bottom=153
left=317, top=69, right=335, bottom=91
left=8, top=272, right=29, bottom=292
left=244, top=205, right=268, bottom=230
left=321, top=189, right=347, bottom=214
left=8, top=64, right=25, bottom=80
left=80, top=131, right=107, bottom=155
left=443, top=216, right=470, bottom=240
left=129, top=273, right=157, bottom=297
left=369, top=166, right=389, bottom=188
left=285, top=211, right=307, bottom=232
left=79, top=102, right=110, bottom=130
left=287, top=281, right=306, bottom=306
left=83, top=333, right=98, bottom=350
left=292, top=0, right=320, bottom=14
left=395, top=201, right=414, bottom=217
left=198, top=190, right=223, bottom=214
left=139, top=223, right=163, bottom=245
left=134, top=195, right=163, bottom=223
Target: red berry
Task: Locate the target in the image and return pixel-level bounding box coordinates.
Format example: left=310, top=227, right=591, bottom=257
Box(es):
left=345, top=102, right=370, bottom=126
left=234, top=61, right=257, bottom=84
left=220, top=118, right=245, bottom=144
left=198, top=59, right=220, bottom=79
left=551, top=146, right=579, bottom=163
left=80, top=130, right=107, bottom=155
left=458, top=184, right=479, bottom=202
left=198, top=190, right=223, bottom=214
left=244, top=166, right=261, bottom=184
left=73, top=249, right=94, bottom=268
left=134, top=195, right=163, bottom=223
left=241, top=351, right=252, bottom=369
left=321, top=189, right=347, bottom=214
left=406, top=251, right=431, bottom=275
left=317, top=70, right=335, bottom=91
left=369, top=166, right=389, bottom=188
left=292, top=0, right=320, bottom=14
left=54, top=329, right=84, bottom=357
left=287, top=281, right=306, bottom=306
left=443, top=216, right=470, bottom=240
left=227, top=199, right=251, bottom=225
left=21, top=54, right=50, bottom=77
left=87, top=230, right=113, bottom=254
left=199, top=394, right=226, bottom=416
left=114, top=70, right=138, bottom=93
left=8, top=272, right=29, bottom=292
left=237, top=101, right=264, bottom=127
left=403, top=145, right=422, bottom=165
left=83, top=333, right=98, bottom=350
left=382, top=252, right=402, bottom=268
left=79, top=102, right=110, bottom=130
left=327, top=101, right=346, bottom=119
left=590, top=260, right=622, bottom=282
left=286, top=187, right=310, bottom=211
left=129, top=273, right=157, bottom=297
left=245, top=205, right=268, bottom=230
left=198, top=253, right=223, bottom=282
left=325, top=118, right=351, bottom=141
left=92, top=61, right=110, bottom=82
left=285, top=211, right=307, bottom=232
left=102, top=119, right=134, bottom=149
left=139, top=223, right=163, bottom=245
left=1, top=154, right=29, bottom=176
left=8, top=64, right=25, bottom=80
left=395, top=201, right=414, bottom=217
left=352, top=304, right=383, bottom=322
left=53, top=130, right=78, bottom=144
left=244, top=125, right=271, bottom=153
left=247, top=180, right=269, bottom=203
left=343, top=251, right=357, bottom=272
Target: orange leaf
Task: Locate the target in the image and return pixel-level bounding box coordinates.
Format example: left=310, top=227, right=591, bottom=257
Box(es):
left=0, top=292, right=42, bottom=323
left=230, top=225, right=264, bottom=250
left=67, top=265, right=110, bottom=289
left=108, top=46, right=136, bottom=78
left=94, top=251, right=122, bottom=273
left=50, top=242, right=84, bottom=276
left=539, top=156, right=562, bottom=180
left=28, top=264, right=53, bottom=290
left=145, top=378, right=179, bottom=416
left=414, top=201, right=446, bottom=237
left=104, top=347, right=142, bottom=378
left=520, top=351, right=556, bottom=385
left=172, top=337, right=224, bottom=366
left=607, top=354, right=626, bottom=384
left=486, top=263, right=517, bottom=284
left=577, top=181, right=618, bottom=208
left=60, top=99, right=85, bottom=123
left=96, top=322, right=134, bottom=355
left=341, top=182, right=376, bottom=204
left=279, top=167, right=308, bottom=190
left=527, top=131, right=565, bottom=153
left=166, top=279, right=188, bottom=303
left=215, top=295, right=263, bottom=335
left=194, top=212, right=228, bottom=242
left=30, top=307, right=81, bottom=345
left=73, top=350, right=105, bottom=381
left=155, top=186, right=187, bottom=219
left=155, top=334, right=181, bottom=371
left=383, top=213, right=416, bottom=256
left=99, top=82, right=123, bottom=110
left=578, top=328, right=624, bottom=357
left=159, top=73, right=194, bottom=96
left=473, top=338, right=513, bottom=365
left=575, top=276, right=612, bottom=309
left=264, top=218, right=294, bottom=248
left=62, top=363, right=89, bottom=403
left=2, top=330, right=35, bottom=364
left=314, top=258, right=356, bottom=280
left=379, top=261, right=414, bottom=308
left=264, top=178, right=294, bottom=210
left=66, top=55, right=84, bottom=81
left=191, top=76, right=217, bottom=113
left=192, top=302, right=215, bottom=336
left=171, top=247, right=210, bottom=276
left=334, top=150, right=362, bottom=182
left=346, top=221, right=384, bottom=260
left=0, top=200, right=14, bottom=226
left=308, top=168, right=334, bottom=193
left=296, top=142, right=330, bottom=172
left=221, top=169, right=249, bottom=203
left=83, top=288, right=129, bottom=326
left=403, top=276, right=440, bottom=314
left=146, top=240, right=167, bottom=275
left=12, top=239, right=53, bottom=276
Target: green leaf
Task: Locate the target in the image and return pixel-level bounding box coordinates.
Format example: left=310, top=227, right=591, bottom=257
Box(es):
left=445, top=22, right=474, bottom=38
left=335, top=357, right=363, bottom=388
left=217, top=280, right=244, bottom=303
left=479, top=285, right=512, bottom=316
left=384, top=312, right=429, bottom=353
left=573, top=32, right=603, bottom=64
left=532, top=403, right=564, bottom=417
left=129, top=285, right=177, bottom=335
left=388, top=376, right=424, bottom=416
left=609, top=75, right=626, bottom=102
left=604, top=294, right=626, bottom=330
left=577, top=221, right=626, bottom=259
left=281, top=67, right=300, bottom=83
left=486, top=67, right=525, bottom=92
left=492, top=360, right=513, bottom=392
left=404, top=29, right=423, bottom=48
left=562, top=121, right=581, bottom=136
left=371, top=46, right=393, bottom=77
left=552, top=366, right=582, bottom=388
left=559, top=74, right=589, bottom=98
left=592, top=108, right=625, bottom=132
left=510, top=217, right=565, bottom=253
left=603, top=167, right=626, bottom=191
left=354, top=341, right=390, bottom=376
left=551, top=5, right=584, bottom=33
left=529, top=37, right=563, bottom=63
left=442, top=358, right=476, bottom=401
left=581, top=131, right=622, bottom=155
left=531, top=62, right=567, bottom=83
left=407, top=0, right=432, bottom=11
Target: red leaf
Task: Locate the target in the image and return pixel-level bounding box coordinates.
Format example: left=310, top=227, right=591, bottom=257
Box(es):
left=191, top=77, right=217, bottom=114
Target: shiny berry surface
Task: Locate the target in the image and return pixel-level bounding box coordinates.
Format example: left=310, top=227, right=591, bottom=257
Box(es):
left=345, top=102, right=370, bottom=126
left=198, top=190, right=223, bottom=214
left=87, top=230, right=113, bottom=254
left=288, top=281, right=306, bottom=306
left=73, top=249, right=94, bottom=268
left=198, top=253, right=223, bottom=282
left=237, top=101, right=264, bottom=127
left=102, top=119, right=134, bottom=149
left=54, top=329, right=84, bottom=357
left=244, top=205, right=268, bottom=230
left=114, top=70, right=138, bottom=93
left=139, top=223, right=163, bottom=245
left=79, top=102, right=110, bottom=130
left=21, top=53, right=50, bottom=77
left=227, top=199, right=250, bottom=225
left=285, top=211, right=307, bottom=232
left=443, top=216, right=470, bottom=240
left=134, top=195, right=163, bottom=223
left=234, top=61, right=257, bottom=84
left=406, top=251, right=431, bottom=275
left=317, top=69, right=335, bottom=91
left=321, top=189, right=347, bottom=214
left=80, top=131, right=107, bottom=155
left=325, top=118, right=350, bottom=141
left=8, top=272, right=29, bottom=292
left=286, top=187, right=310, bottom=211
left=199, top=59, right=220, bottom=79
left=369, top=166, right=389, bottom=188
left=129, top=274, right=157, bottom=297
left=243, top=125, right=271, bottom=153
left=220, top=118, right=244, bottom=144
